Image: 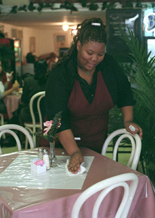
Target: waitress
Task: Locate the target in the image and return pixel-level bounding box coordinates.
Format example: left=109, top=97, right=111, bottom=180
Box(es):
left=45, top=17, right=143, bottom=173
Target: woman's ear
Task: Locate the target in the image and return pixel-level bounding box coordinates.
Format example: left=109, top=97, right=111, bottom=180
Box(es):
left=77, top=41, right=81, bottom=51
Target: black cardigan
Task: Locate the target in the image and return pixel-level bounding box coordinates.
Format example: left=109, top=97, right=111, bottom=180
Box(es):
left=45, top=53, right=135, bottom=132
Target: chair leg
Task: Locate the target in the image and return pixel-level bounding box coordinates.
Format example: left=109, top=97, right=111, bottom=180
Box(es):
left=139, top=156, right=146, bottom=174
left=25, top=137, right=28, bottom=150
left=33, top=134, right=36, bottom=148
left=0, top=114, right=6, bottom=139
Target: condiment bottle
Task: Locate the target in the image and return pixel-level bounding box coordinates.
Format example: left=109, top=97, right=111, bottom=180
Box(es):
left=43, top=149, right=50, bottom=170
left=38, top=148, right=43, bottom=160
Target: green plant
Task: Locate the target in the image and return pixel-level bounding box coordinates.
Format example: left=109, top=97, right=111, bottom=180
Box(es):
left=7, top=0, right=151, bottom=15
left=117, top=27, right=155, bottom=184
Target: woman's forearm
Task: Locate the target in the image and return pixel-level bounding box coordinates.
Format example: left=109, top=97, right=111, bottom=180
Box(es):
left=4, top=81, right=9, bottom=88
left=57, top=129, right=80, bottom=156
left=4, top=87, right=14, bottom=97
left=57, top=129, right=84, bottom=173
left=4, top=81, right=20, bottom=97
left=121, top=106, right=133, bottom=124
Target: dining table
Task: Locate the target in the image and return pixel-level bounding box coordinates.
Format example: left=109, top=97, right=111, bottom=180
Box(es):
left=0, top=147, right=154, bottom=218
left=3, top=90, right=22, bottom=119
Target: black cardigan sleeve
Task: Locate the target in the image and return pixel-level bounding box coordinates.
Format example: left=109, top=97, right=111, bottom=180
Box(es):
left=45, top=63, right=74, bottom=132
left=101, top=54, right=135, bottom=108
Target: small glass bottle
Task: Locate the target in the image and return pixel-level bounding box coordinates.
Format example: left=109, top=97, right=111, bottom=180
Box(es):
left=43, top=149, right=50, bottom=170
left=38, top=148, right=43, bottom=160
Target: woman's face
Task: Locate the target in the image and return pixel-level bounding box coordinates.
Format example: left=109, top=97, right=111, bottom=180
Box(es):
left=77, top=41, right=105, bottom=72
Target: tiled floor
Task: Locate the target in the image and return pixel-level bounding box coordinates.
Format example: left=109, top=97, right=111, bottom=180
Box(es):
left=1, top=146, right=19, bottom=154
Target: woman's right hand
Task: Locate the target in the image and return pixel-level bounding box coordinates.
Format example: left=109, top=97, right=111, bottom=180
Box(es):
left=68, top=151, right=84, bottom=174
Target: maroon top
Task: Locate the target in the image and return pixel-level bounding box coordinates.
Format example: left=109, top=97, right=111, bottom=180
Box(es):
left=68, top=71, right=114, bottom=153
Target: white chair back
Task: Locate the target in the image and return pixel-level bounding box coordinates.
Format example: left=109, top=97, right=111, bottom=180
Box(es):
left=71, top=173, right=138, bottom=218
left=101, top=128, right=142, bottom=170
left=0, top=124, right=34, bottom=154
left=24, top=91, right=45, bottom=148
left=29, top=91, right=45, bottom=129
left=0, top=113, right=6, bottom=139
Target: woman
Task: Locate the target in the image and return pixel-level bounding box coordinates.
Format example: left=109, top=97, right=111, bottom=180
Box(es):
left=45, top=18, right=143, bottom=173
left=19, top=59, right=48, bottom=126
left=0, top=61, right=20, bottom=113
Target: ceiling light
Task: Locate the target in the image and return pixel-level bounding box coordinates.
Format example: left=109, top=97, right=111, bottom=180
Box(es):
left=62, top=24, right=69, bottom=31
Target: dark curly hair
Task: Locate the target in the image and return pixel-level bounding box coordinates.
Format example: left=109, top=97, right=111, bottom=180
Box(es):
left=26, top=52, right=35, bottom=63
left=34, top=59, right=48, bottom=84
left=56, top=17, right=106, bottom=66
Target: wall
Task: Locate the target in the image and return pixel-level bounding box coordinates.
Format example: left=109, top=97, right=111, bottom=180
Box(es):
left=0, top=22, right=73, bottom=61
left=37, top=27, right=72, bottom=58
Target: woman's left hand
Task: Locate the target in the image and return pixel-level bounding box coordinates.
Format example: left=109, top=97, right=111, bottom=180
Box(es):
left=124, top=121, right=143, bottom=140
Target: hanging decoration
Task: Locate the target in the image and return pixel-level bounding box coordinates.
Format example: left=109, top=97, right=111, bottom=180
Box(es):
left=8, top=0, right=151, bottom=15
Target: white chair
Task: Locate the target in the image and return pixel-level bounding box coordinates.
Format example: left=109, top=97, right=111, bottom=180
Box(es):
left=101, top=128, right=142, bottom=170
left=71, top=173, right=138, bottom=218
left=0, top=124, right=34, bottom=154
left=24, top=91, right=45, bottom=149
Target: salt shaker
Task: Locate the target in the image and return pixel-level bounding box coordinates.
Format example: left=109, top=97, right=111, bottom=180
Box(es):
left=43, top=149, right=50, bottom=170
left=38, top=148, right=43, bottom=160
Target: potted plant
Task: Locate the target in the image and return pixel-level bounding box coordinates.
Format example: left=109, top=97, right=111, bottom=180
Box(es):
left=109, top=28, right=155, bottom=185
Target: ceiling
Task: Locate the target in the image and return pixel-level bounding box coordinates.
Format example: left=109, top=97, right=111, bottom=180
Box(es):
left=0, top=4, right=106, bottom=28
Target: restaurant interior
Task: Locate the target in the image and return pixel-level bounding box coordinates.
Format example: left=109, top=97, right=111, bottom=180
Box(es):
left=0, top=0, right=155, bottom=217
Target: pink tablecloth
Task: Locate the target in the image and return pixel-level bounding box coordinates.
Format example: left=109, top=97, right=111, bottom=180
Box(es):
left=0, top=148, right=154, bottom=218
left=3, top=94, right=21, bottom=119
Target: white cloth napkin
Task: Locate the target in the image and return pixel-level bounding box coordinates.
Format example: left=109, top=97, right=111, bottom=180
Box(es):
left=65, top=159, right=86, bottom=176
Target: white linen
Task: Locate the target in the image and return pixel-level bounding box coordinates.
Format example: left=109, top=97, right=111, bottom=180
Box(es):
left=0, top=154, right=94, bottom=189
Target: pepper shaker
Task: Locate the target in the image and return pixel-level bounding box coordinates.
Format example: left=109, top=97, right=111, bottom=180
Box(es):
left=38, top=148, right=43, bottom=160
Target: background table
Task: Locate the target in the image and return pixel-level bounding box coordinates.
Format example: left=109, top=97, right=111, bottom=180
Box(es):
left=3, top=93, right=21, bottom=119
left=0, top=148, right=154, bottom=218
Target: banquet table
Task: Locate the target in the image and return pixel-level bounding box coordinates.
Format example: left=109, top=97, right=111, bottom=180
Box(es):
left=3, top=92, right=21, bottom=119
left=0, top=147, right=154, bottom=218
